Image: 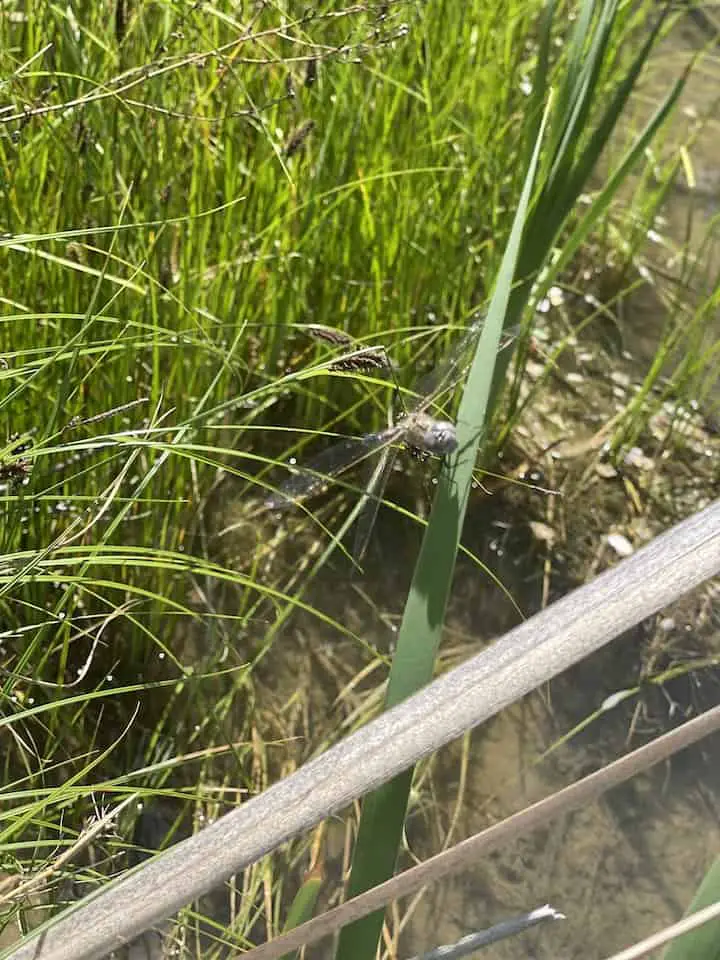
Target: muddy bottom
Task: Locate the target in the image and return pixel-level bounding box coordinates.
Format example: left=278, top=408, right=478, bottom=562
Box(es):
left=397, top=586, right=720, bottom=959
left=251, top=466, right=720, bottom=959
left=247, top=260, right=720, bottom=958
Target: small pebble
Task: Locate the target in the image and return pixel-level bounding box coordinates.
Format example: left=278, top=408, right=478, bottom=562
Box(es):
left=607, top=532, right=633, bottom=557
left=595, top=462, right=618, bottom=479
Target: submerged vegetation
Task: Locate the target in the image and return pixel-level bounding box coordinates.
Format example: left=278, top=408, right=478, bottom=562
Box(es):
left=1, top=0, right=718, bottom=957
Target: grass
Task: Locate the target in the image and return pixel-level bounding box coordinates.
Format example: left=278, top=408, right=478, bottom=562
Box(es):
left=1, top=0, right=719, bottom=956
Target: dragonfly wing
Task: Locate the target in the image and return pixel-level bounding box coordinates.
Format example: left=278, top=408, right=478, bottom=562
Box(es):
left=407, top=313, right=486, bottom=410
left=351, top=446, right=397, bottom=563
left=266, top=429, right=393, bottom=509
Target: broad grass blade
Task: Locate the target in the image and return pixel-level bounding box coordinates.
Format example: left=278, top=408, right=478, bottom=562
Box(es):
left=333, top=89, right=553, bottom=960
left=662, top=856, right=720, bottom=960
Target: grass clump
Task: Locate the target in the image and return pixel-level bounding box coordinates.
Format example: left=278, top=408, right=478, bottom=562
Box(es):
left=1, top=0, right=718, bottom=956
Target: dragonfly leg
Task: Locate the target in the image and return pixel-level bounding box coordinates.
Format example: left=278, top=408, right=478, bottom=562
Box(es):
left=406, top=443, right=430, bottom=463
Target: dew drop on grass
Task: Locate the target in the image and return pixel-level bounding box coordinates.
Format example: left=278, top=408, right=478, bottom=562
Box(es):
left=601, top=689, right=633, bottom=711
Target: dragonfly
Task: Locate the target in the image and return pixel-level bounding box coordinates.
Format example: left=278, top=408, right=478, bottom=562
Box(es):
left=266, top=315, right=514, bottom=560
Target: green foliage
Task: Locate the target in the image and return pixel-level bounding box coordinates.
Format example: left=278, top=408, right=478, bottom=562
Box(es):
left=663, top=857, right=720, bottom=960
left=0, top=0, right=709, bottom=954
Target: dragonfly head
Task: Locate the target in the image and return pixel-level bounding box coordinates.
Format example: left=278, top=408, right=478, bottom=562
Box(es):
left=409, top=414, right=458, bottom=456
left=428, top=420, right=458, bottom=455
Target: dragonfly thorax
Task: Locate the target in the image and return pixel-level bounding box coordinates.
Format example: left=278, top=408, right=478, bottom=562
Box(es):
left=404, top=412, right=458, bottom=456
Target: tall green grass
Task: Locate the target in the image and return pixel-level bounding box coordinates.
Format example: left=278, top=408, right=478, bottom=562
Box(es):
left=0, top=0, right=712, bottom=953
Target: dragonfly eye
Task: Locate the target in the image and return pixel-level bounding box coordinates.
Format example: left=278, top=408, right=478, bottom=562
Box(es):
left=427, top=420, right=458, bottom=455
